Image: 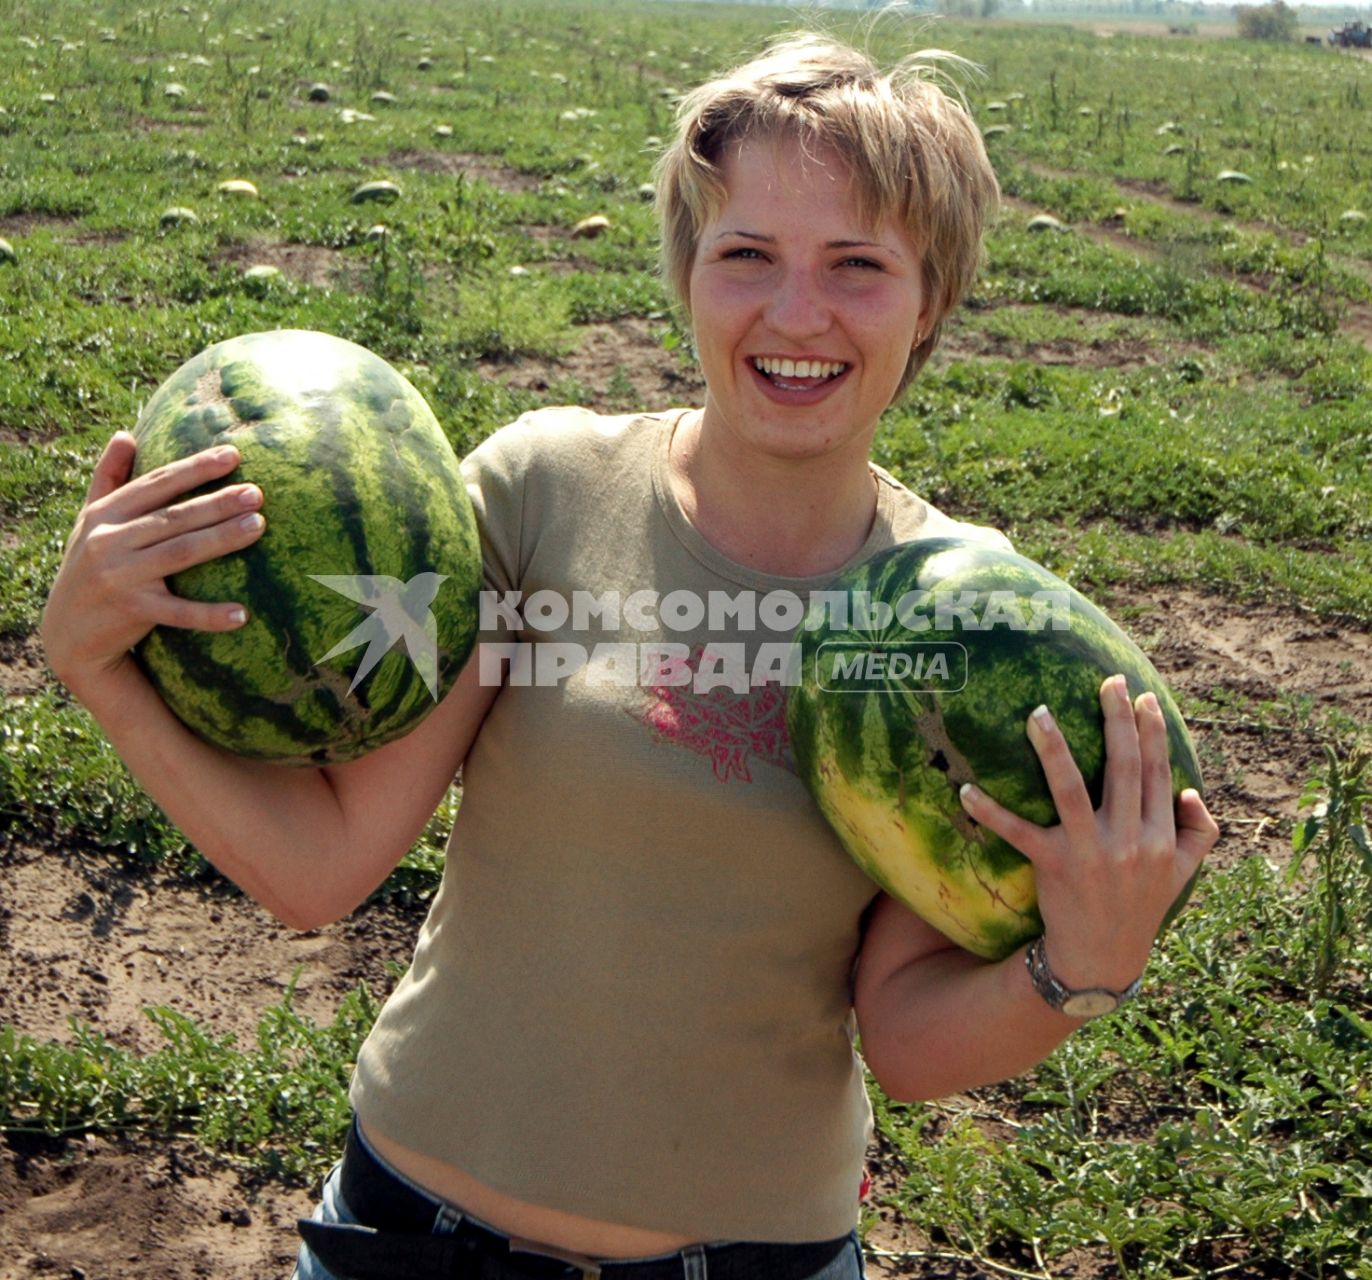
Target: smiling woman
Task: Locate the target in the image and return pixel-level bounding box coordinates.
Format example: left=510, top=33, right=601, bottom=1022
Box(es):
left=656, top=34, right=999, bottom=397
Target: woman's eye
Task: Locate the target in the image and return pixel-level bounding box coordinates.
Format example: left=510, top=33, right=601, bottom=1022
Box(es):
left=842, top=257, right=882, bottom=271
left=724, top=247, right=764, bottom=261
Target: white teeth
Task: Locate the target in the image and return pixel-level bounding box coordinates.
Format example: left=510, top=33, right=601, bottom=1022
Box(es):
left=752, top=357, right=846, bottom=380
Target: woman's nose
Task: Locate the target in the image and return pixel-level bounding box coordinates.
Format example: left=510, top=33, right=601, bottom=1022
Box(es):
left=764, top=267, right=831, bottom=339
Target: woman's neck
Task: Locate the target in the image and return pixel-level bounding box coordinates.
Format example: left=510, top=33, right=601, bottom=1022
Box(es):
left=667, top=409, right=879, bottom=579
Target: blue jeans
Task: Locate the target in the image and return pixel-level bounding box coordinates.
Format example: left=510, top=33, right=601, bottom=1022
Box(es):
left=292, top=1124, right=867, bottom=1280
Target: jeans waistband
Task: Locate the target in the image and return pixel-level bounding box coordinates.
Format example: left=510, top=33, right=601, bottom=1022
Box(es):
left=302, top=1119, right=850, bottom=1280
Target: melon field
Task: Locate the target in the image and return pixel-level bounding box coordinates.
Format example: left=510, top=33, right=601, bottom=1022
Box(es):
left=2, top=0, right=1371, bottom=1276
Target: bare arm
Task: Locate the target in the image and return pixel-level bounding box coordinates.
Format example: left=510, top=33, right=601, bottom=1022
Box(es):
left=67, top=655, right=495, bottom=930
left=42, top=431, right=498, bottom=930
left=854, top=675, right=1217, bottom=1103
left=854, top=897, right=1083, bottom=1102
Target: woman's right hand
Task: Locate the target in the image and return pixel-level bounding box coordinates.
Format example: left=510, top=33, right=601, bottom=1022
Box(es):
left=40, top=431, right=266, bottom=696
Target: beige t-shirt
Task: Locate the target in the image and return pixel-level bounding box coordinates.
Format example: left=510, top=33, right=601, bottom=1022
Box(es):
left=350, top=407, right=1011, bottom=1241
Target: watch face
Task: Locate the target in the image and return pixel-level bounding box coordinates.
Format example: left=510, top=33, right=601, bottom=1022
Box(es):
left=1061, top=990, right=1120, bottom=1019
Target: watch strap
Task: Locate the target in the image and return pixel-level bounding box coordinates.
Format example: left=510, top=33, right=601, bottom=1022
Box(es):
left=1024, top=936, right=1142, bottom=1018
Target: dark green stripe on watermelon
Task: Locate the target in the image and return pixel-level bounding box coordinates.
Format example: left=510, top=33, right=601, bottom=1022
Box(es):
left=131, top=330, right=481, bottom=765
left=787, top=537, right=1203, bottom=960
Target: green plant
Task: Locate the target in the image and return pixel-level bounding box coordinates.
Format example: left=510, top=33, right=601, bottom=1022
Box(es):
left=1287, top=745, right=1372, bottom=997
left=0, top=975, right=378, bottom=1181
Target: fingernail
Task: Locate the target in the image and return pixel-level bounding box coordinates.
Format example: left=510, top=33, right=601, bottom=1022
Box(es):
left=240, top=513, right=264, bottom=532
left=960, top=782, right=981, bottom=803
left=1143, top=691, right=1160, bottom=713
left=238, top=485, right=260, bottom=507
left=1031, top=705, right=1054, bottom=733
left=228, top=607, right=247, bottom=625
left=215, top=445, right=239, bottom=463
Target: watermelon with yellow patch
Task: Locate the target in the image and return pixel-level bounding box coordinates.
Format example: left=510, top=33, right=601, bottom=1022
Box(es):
left=786, top=538, right=1202, bottom=960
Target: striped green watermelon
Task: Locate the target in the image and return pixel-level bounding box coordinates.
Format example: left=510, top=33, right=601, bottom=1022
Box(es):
left=786, top=538, right=1203, bottom=960
left=131, top=329, right=481, bottom=765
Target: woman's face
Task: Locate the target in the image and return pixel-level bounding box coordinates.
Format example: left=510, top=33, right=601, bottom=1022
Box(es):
left=688, top=132, right=928, bottom=468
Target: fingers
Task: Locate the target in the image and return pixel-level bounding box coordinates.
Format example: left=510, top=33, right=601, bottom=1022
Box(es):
left=958, top=781, right=1054, bottom=863
left=960, top=680, right=1207, bottom=873
left=1099, top=674, right=1142, bottom=843
left=1024, top=702, right=1097, bottom=844
left=147, top=590, right=251, bottom=632
left=102, top=442, right=244, bottom=522
left=125, top=480, right=263, bottom=553
left=85, top=432, right=138, bottom=506
left=960, top=697, right=1105, bottom=862
left=46, top=440, right=264, bottom=689
left=1175, top=788, right=1219, bottom=873
left=1135, top=689, right=1176, bottom=847
left=139, top=500, right=266, bottom=582
left=85, top=442, right=265, bottom=599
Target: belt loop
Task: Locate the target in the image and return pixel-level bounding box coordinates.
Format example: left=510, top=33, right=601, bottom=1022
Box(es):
left=681, top=1244, right=708, bottom=1280
left=434, top=1203, right=465, bottom=1235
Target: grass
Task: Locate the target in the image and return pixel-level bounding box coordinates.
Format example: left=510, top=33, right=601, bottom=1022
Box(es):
left=0, top=973, right=376, bottom=1182
left=2, top=0, right=1371, bottom=1274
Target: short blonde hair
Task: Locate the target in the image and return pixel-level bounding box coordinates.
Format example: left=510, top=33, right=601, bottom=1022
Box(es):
left=654, top=32, right=999, bottom=392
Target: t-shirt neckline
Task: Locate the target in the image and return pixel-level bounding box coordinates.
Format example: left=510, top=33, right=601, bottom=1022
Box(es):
left=648, top=408, right=904, bottom=592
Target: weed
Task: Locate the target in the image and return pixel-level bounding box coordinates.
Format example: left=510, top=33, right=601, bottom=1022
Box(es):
left=1287, top=746, right=1372, bottom=997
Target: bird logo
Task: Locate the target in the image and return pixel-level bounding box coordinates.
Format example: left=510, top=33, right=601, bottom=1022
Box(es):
left=310, top=573, right=448, bottom=700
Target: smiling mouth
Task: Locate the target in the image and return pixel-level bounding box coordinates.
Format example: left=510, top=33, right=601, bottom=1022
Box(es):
left=751, top=356, right=848, bottom=390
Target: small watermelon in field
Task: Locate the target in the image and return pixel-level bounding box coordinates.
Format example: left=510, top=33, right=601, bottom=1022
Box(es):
left=351, top=179, right=400, bottom=204
left=131, top=329, right=482, bottom=765
left=159, top=206, right=199, bottom=229
left=786, top=538, right=1203, bottom=960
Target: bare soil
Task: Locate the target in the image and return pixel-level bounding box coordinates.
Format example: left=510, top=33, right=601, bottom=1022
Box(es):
left=0, top=215, right=82, bottom=240
left=211, top=240, right=358, bottom=292
left=378, top=149, right=543, bottom=194
left=479, top=316, right=705, bottom=410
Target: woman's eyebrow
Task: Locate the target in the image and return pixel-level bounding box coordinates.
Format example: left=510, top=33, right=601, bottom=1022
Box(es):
left=713, top=229, right=895, bottom=252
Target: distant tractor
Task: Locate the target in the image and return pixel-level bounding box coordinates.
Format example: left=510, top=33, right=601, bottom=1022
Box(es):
left=1329, top=21, right=1372, bottom=48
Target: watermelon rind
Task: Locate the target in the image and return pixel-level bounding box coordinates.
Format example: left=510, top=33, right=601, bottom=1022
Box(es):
left=131, top=329, right=481, bottom=766
left=787, top=538, right=1204, bottom=960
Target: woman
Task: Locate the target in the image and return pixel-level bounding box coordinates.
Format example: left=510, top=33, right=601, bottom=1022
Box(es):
left=40, top=31, right=1217, bottom=1280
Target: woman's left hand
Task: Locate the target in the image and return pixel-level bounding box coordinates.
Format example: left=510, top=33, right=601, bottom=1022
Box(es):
left=958, top=673, right=1219, bottom=993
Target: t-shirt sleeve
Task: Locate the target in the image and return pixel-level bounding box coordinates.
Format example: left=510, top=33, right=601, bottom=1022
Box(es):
left=460, top=418, right=534, bottom=598
left=877, top=468, right=1014, bottom=553
left=458, top=405, right=627, bottom=601
left=929, top=512, right=1015, bottom=553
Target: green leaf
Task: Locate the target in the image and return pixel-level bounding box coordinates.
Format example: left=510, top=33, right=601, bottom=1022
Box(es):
left=1331, top=1004, right=1372, bottom=1042
left=1287, top=814, right=1325, bottom=882
left=1291, top=815, right=1324, bottom=857
left=1349, top=823, right=1372, bottom=874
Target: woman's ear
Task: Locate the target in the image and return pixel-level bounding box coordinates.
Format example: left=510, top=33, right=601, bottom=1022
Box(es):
left=914, top=303, right=934, bottom=349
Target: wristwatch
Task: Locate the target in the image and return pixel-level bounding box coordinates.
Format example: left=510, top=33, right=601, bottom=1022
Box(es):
left=1025, top=936, right=1142, bottom=1019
